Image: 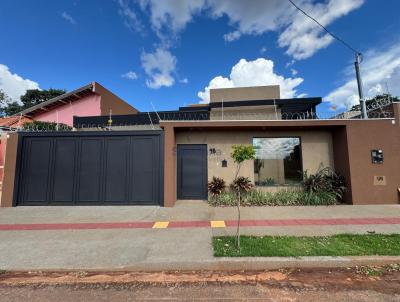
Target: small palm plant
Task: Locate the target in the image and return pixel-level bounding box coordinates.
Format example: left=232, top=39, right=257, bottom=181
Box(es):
left=208, top=177, right=226, bottom=200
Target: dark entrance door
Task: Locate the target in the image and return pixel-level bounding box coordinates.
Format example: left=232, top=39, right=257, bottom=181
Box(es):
left=14, top=131, right=163, bottom=206
left=177, top=144, right=207, bottom=200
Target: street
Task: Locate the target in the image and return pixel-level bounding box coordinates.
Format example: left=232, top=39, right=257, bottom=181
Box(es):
left=0, top=267, right=399, bottom=301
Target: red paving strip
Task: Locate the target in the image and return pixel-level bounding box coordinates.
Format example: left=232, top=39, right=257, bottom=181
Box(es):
left=0, top=217, right=399, bottom=231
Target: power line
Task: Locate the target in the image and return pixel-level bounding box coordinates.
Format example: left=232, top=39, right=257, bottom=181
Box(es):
left=287, top=0, right=360, bottom=55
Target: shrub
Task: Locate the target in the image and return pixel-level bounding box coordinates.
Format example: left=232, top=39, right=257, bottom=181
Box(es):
left=208, top=177, right=226, bottom=197
left=302, top=167, right=346, bottom=200
left=23, top=121, right=72, bottom=131
left=230, top=176, right=254, bottom=193
left=208, top=189, right=338, bottom=207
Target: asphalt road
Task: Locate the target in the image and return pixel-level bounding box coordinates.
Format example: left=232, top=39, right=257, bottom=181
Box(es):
left=0, top=267, right=399, bottom=301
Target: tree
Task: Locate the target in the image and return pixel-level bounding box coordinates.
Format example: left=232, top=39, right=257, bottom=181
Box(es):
left=0, top=88, right=66, bottom=116
left=230, top=144, right=256, bottom=250
left=0, top=89, right=10, bottom=116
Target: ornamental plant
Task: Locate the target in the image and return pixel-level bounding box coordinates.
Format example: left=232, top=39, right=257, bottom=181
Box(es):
left=208, top=177, right=226, bottom=198
left=230, top=144, right=256, bottom=250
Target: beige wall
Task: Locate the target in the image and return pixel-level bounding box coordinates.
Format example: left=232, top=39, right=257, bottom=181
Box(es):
left=210, top=106, right=281, bottom=120
left=175, top=130, right=334, bottom=185
left=210, top=86, right=280, bottom=103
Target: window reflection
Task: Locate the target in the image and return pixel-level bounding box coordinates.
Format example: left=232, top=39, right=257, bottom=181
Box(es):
left=253, top=137, right=302, bottom=186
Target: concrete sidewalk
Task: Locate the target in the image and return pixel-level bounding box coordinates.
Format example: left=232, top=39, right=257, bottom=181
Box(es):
left=0, top=202, right=399, bottom=271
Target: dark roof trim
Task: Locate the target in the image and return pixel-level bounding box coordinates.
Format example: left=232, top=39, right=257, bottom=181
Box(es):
left=74, top=110, right=210, bottom=127
left=208, top=97, right=321, bottom=109
left=18, top=83, right=94, bottom=116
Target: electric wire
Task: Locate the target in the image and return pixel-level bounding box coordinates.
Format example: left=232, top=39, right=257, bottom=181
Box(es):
left=287, top=0, right=360, bottom=55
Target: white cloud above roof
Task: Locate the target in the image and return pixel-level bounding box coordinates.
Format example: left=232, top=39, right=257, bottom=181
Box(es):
left=135, top=0, right=364, bottom=60
left=198, top=58, right=304, bottom=103
left=141, top=47, right=177, bottom=89
left=0, top=64, right=40, bottom=104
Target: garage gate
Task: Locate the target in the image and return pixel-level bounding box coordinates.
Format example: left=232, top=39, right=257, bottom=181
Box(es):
left=13, top=131, right=163, bottom=206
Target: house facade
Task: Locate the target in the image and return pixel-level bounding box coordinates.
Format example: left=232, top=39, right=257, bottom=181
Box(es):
left=0, top=85, right=399, bottom=207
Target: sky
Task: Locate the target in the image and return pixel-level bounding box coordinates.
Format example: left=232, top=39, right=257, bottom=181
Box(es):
left=0, top=0, right=399, bottom=114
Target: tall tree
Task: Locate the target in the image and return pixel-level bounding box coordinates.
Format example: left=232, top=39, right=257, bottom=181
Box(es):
left=0, top=88, right=66, bottom=116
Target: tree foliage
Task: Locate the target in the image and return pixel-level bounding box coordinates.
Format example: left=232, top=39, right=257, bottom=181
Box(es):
left=231, top=144, right=256, bottom=165
left=0, top=88, right=66, bottom=116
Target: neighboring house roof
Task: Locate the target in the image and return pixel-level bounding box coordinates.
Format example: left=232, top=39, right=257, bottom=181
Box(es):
left=18, top=83, right=94, bottom=117
left=0, top=116, right=33, bottom=128
left=16, top=81, right=138, bottom=118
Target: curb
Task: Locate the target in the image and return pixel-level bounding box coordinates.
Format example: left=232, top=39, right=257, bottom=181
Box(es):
left=3, top=256, right=400, bottom=272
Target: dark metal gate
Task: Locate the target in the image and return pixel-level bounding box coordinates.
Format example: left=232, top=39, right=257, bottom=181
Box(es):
left=13, top=131, right=163, bottom=206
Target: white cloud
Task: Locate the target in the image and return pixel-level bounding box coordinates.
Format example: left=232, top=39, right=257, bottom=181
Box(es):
left=278, top=0, right=364, bottom=59
left=290, top=68, right=298, bottom=76
left=141, top=47, right=177, bottom=89
left=138, top=0, right=205, bottom=41
left=133, top=0, right=364, bottom=60
left=180, top=78, right=189, bottom=84
left=122, top=71, right=138, bottom=80
left=117, top=0, right=143, bottom=32
left=325, top=42, right=400, bottom=109
left=260, top=47, right=267, bottom=54
left=223, top=30, right=241, bottom=42
left=0, top=64, right=40, bottom=104
left=61, top=12, right=76, bottom=25
left=197, top=58, right=304, bottom=103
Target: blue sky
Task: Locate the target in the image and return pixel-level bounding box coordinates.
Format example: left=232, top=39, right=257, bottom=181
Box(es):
left=0, top=0, right=399, bottom=114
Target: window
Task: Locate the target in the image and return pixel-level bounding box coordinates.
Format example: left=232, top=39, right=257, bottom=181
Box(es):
left=253, top=137, right=302, bottom=186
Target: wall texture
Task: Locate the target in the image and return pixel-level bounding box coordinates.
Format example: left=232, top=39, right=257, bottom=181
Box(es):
left=34, top=94, right=102, bottom=126
left=94, top=82, right=138, bottom=116
left=345, top=118, right=400, bottom=204
left=210, top=106, right=281, bottom=120
left=210, top=86, right=280, bottom=103
left=175, top=129, right=334, bottom=185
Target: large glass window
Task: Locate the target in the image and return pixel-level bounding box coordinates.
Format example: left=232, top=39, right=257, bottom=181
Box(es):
left=253, top=137, right=302, bottom=186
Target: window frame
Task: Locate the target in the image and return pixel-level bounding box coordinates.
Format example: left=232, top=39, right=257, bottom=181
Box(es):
left=252, top=136, right=304, bottom=186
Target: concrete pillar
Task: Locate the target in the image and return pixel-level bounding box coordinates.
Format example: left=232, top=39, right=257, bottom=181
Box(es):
left=393, top=102, right=400, bottom=127
left=0, top=132, right=18, bottom=207
left=163, top=126, right=176, bottom=207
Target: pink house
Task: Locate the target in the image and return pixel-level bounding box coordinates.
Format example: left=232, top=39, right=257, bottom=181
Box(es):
left=19, top=81, right=138, bottom=127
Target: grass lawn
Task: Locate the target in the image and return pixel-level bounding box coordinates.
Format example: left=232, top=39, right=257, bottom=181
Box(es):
left=213, top=234, right=400, bottom=257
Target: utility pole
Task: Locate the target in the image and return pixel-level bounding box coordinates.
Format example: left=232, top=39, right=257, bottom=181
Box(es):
left=354, top=52, right=367, bottom=119
left=287, top=0, right=368, bottom=119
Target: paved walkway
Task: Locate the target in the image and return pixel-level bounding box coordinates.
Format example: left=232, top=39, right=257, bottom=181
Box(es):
left=0, top=217, right=399, bottom=231
left=0, top=202, right=399, bottom=270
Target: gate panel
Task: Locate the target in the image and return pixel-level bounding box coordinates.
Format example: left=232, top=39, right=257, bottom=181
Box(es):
left=52, top=139, right=76, bottom=203
left=20, top=138, right=52, bottom=203
left=131, top=137, right=158, bottom=203
left=104, top=137, right=130, bottom=203
left=77, top=138, right=104, bottom=203
left=14, top=131, right=163, bottom=206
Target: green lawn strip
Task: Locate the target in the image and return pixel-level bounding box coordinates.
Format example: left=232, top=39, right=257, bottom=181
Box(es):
left=213, top=234, right=400, bottom=257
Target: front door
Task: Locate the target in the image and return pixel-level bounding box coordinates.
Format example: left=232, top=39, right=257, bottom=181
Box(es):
left=177, top=144, right=207, bottom=200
